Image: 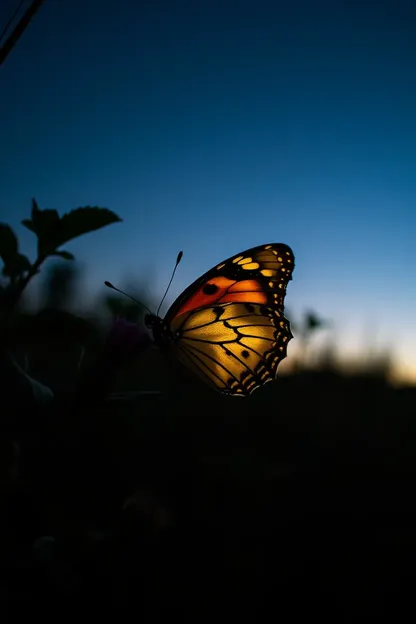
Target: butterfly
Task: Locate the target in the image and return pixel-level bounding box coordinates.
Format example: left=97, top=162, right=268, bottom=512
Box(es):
left=144, top=243, right=295, bottom=397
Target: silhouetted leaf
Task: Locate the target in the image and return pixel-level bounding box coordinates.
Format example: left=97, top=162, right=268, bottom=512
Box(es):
left=2, top=252, right=32, bottom=277
left=31, top=198, right=42, bottom=230
left=37, top=209, right=60, bottom=232
left=0, top=225, right=32, bottom=279
left=22, top=201, right=121, bottom=259
left=49, top=250, right=75, bottom=260
left=0, top=224, right=18, bottom=259
left=56, top=207, right=121, bottom=247
left=23, top=200, right=62, bottom=256
left=21, top=219, right=36, bottom=233
left=34, top=208, right=61, bottom=256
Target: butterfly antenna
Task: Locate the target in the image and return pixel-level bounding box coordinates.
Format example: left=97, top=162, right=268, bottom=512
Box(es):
left=157, top=251, right=183, bottom=316
left=104, top=281, right=152, bottom=315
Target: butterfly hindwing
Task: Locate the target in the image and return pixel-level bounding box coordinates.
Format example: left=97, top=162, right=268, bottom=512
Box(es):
left=169, top=300, right=292, bottom=396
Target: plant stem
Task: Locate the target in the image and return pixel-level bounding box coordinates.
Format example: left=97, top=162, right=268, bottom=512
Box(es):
left=1, top=255, right=46, bottom=325
left=16, top=254, right=45, bottom=295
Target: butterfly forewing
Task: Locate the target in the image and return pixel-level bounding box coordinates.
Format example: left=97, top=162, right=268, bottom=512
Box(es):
left=164, top=243, right=294, bottom=323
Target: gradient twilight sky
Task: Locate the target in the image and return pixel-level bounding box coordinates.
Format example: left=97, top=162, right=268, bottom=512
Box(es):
left=1, top=0, right=415, bottom=381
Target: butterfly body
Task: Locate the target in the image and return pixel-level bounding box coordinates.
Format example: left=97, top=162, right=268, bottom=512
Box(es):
left=145, top=243, right=295, bottom=397
left=144, top=314, right=174, bottom=350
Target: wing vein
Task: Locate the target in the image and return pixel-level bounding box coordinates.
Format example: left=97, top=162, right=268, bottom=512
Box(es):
left=177, top=342, right=227, bottom=388
left=182, top=340, right=242, bottom=385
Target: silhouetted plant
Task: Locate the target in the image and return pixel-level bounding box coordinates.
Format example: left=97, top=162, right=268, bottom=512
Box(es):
left=0, top=198, right=121, bottom=329
left=291, top=309, right=330, bottom=370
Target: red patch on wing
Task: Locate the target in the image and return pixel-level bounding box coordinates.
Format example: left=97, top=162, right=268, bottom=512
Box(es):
left=174, top=277, right=267, bottom=318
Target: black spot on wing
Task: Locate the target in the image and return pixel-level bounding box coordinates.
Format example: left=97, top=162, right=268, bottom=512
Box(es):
left=203, top=283, right=218, bottom=295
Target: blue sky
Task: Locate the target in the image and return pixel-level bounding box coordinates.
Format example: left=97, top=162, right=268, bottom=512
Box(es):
left=1, top=0, right=415, bottom=381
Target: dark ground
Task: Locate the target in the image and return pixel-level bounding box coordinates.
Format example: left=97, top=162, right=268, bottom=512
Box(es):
left=1, top=341, right=416, bottom=622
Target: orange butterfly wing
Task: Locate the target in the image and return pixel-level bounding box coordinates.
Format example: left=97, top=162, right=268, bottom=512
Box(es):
left=165, top=243, right=294, bottom=321
left=161, top=244, right=295, bottom=397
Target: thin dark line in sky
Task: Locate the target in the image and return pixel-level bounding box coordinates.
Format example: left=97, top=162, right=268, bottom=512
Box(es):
left=0, top=0, right=45, bottom=66
left=0, top=0, right=26, bottom=46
